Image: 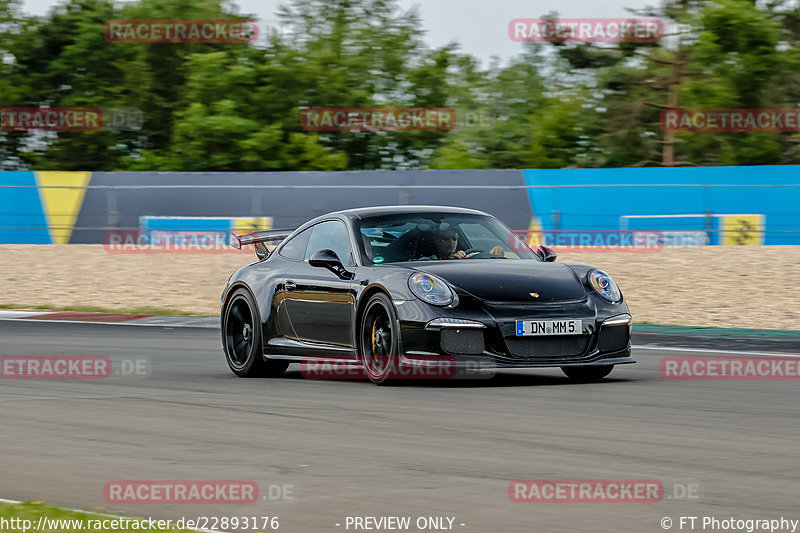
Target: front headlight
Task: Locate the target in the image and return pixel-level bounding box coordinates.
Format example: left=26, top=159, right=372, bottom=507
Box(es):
left=408, top=273, right=454, bottom=306
left=588, top=269, right=622, bottom=303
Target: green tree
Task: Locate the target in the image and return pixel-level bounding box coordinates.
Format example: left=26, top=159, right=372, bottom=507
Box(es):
left=1, top=0, right=799, bottom=171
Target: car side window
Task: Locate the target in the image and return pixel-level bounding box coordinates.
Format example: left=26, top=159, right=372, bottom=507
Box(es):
left=278, top=227, right=312, bottom=261
left=305, top=220, right=354, bottom=265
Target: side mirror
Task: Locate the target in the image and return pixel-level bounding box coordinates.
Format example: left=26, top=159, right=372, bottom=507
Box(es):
left=309, top=249, right=354, bottom=280
left=536, top=245, right=557, bottom=262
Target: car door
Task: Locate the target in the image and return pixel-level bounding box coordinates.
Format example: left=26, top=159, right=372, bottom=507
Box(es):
left=271, top=226, right=313, bottom=342
left=284, top=219, right=357, bottom=349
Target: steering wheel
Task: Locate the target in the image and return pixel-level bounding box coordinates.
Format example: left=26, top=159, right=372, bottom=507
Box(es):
left=463, top=248, right=493, bottom=258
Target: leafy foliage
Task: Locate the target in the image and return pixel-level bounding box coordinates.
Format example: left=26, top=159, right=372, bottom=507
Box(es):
left=0, top=0, right=798, bottom=170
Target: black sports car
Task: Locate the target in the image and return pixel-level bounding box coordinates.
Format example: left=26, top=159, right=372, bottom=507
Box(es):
left=221, top=206, right=634, bottom=383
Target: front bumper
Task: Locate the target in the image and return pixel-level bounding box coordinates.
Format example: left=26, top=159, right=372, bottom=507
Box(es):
left=395, top=297, right=635, bottom=368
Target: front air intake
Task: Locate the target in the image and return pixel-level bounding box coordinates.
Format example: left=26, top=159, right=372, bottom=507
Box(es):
left=440, top=329, right=485, bottom=355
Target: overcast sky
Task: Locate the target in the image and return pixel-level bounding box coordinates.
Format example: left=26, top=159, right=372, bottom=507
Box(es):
left=21, top=0, right=657, bottom=64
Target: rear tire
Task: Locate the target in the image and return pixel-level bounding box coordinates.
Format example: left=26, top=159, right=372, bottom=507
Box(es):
left=358, top=292, right=400, bottom=385
left=223, top=288, right=288, bottom=378
left=561, top=365, right=614, bottom=381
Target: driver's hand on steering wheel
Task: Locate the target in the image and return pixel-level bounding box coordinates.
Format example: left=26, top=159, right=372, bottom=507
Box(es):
left=490, top=245, right=505, bottom=256
left=453, top=250, right=468, bottom=259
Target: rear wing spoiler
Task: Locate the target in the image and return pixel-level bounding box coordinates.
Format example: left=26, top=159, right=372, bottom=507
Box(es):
left=231, top=229, right=294, bottom=258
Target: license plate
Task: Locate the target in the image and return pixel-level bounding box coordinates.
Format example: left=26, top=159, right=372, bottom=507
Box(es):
left=515, top=319, right=582, bottom=336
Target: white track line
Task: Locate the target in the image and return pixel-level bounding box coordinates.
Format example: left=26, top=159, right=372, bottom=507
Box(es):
left=634, top=345, right=800, bottom=357
left=0, top=318, right=215, bottom=328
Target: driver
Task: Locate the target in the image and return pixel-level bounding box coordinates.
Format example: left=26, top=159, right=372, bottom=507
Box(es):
left=432, top=227, right=467, bottom=259
left=424, top=226, right=505, bottom=260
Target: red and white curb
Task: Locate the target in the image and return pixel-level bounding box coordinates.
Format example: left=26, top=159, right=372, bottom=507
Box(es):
left=0, top=311, right=217, bottom=328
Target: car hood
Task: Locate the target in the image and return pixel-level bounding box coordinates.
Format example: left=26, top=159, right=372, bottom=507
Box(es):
left=409, top=260, right=587, bottom=303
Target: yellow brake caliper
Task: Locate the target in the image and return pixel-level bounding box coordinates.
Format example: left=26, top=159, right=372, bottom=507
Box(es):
left=371, top=319, right=379, bottom=356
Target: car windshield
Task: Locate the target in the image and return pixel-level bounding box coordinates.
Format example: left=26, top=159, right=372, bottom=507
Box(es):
left=355, top=213, right=539, bottom=264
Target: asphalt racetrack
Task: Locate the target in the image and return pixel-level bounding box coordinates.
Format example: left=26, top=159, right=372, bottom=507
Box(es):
left=1, top=321, right=799, bottom=533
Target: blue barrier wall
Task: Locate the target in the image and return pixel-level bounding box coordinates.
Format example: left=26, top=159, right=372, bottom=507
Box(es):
left=522, top=166, right=800, bottom=244
left=1, top=167, right=798, bottom=244
left=0, top=171, right=50, bottom=244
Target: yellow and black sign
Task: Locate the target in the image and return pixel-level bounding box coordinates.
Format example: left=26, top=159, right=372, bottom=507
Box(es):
left=36, top=171, right=92, bottom=244
left=721, top=215, right=764, bottom=245
left=232, top=217, right=273, bottom=236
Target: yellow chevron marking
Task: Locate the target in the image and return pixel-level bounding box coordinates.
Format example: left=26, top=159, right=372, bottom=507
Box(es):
left=36, top=171, right=92, bottom=244
left=232, top=217, right=273, bottom=236
left=525, top=217, right=543, bottom=248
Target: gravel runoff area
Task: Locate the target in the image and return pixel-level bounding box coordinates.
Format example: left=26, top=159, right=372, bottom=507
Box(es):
left=0, top=244, right=798, bottom=330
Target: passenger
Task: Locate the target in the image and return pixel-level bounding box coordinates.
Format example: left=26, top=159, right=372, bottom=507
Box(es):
left=362, top=234, right=374, bottom=260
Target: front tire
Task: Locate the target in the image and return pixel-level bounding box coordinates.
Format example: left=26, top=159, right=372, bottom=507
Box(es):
left=358, top=293, right=400, bottom=384
left=223, top=288, right=288, bottom=378
left=561, top=365, right=614, bottom=381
